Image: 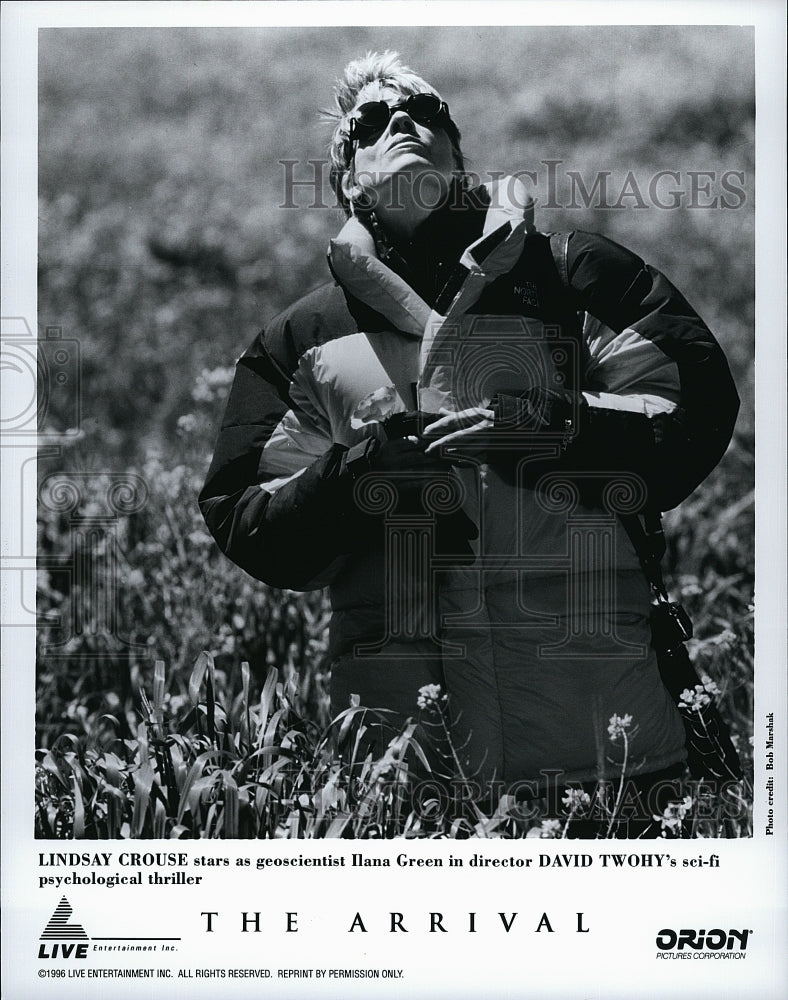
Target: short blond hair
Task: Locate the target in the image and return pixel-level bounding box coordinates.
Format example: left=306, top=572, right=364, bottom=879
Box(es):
left=325, top=51, right=464, bottom=214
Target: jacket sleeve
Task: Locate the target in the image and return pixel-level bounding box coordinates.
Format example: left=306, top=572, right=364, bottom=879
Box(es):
left=496, top=231, right=739, bottom=511
left=198, top=329, right=356, bottom=591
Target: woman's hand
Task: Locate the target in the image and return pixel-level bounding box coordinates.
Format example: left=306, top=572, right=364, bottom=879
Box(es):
left=422, top=406, right=494, bottom=454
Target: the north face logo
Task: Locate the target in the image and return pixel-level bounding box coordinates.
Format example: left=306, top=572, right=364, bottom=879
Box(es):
left=40, top=896, right=88, bottom=940
left=513, top=282, right=540, bottom=307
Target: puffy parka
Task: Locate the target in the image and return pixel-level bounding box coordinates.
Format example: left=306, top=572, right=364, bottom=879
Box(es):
left=200, top=178, right=739, bottom=787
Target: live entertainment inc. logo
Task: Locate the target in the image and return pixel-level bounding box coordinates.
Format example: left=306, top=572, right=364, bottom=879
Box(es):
left=38, top=897, right=89, bottom=959
left=37, top=895, right=180, bottom=960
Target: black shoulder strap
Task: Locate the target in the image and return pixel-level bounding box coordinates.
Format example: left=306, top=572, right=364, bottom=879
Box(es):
left=620, top=510, right=669, bottom=601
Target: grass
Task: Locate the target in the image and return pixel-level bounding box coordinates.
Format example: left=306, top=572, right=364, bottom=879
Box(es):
left=36, top=652, right=752, bottom=841
left=35, top=26, right=754, bottom=838
left=35, top=421, right=754, bottom=839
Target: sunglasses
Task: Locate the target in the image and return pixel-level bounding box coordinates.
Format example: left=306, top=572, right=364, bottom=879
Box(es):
left=348, top=93, right=451, bottom=143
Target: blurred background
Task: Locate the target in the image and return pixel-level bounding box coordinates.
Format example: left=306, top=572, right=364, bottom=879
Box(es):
left=36, top=27, right=754, bottom=811
left=39, top=25, right=754, bottom=454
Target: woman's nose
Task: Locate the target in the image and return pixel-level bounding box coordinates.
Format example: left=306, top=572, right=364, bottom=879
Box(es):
left=388, top=108, right=418, bottom=135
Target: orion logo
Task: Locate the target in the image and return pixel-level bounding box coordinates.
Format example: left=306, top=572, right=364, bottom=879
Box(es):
left=655, top=928, right=751, bottom=951
left=39, top=897, right=89, bottom=959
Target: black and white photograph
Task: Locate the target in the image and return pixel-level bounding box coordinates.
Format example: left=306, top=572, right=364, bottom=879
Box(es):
left=1, top=2, right=785, bottom=997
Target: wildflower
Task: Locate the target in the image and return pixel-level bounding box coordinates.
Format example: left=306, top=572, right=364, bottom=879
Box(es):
left=124, top=568, right=145, bottom=589
left=607, top=713, right=633, bottom=742
left=216, top=623, right=235, bottom=655
left=192, top=366, right=235, bottom=404
left=176, top=413, right=197, bottom=436
left=680, top=576, right=703, bottom=598
left=187, top=529, right=212, bottom=547
left=526, top=819, right=562, bottom=839
left=165, top=693, right=189, bottom=715
left=700, top=675, right=721, bottom=697
left=561, top=787, right=591, bottom=813
left=678, top=685, right=712, bottom=712
left=654, top=794, right=694, bottom=835
left=417, top=684, right=445, bottom=711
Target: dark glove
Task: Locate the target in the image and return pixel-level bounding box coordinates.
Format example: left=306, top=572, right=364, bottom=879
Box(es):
left=382, top=410, right=436, bottom=441
left=342, top=435, right=466, bottom=487
left=491, top=387, right=675, bottom=511
left=340, top=437, right=478, bottom=561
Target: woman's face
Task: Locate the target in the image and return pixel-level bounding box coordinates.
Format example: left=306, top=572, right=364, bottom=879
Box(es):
left=344, top=84, right=456, bottom=221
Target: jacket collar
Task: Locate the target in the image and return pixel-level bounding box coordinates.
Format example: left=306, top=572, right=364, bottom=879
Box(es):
left=327, top=176, right=535, bottom=339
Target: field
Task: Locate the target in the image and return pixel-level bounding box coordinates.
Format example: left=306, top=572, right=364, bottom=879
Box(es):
left=34, top=26, right=754, bottom=838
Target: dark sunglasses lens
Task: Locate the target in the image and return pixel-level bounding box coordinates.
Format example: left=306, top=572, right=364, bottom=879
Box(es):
left=350, top=94, right=446, bottom=141
left=355, top=101, right=391, bottom=129
left=407, top=94, right=442, bottom=122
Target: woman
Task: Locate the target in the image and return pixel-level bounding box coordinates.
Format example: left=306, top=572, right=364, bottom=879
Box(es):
left=200, top=52, right=739, bottom=816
